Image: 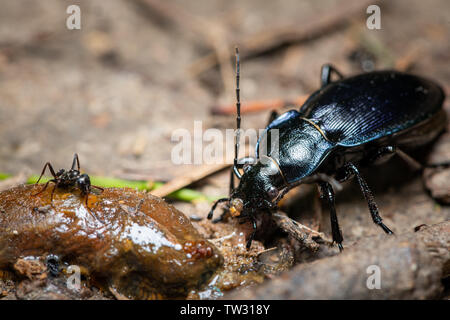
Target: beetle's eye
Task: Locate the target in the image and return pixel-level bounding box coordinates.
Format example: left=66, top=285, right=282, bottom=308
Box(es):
left=267, top=186, right=278, bottom=199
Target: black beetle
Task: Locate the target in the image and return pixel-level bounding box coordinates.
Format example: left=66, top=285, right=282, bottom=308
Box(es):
left=33, top=153, right=104, bottom=218
left=208, top=48, right=446, bottom=250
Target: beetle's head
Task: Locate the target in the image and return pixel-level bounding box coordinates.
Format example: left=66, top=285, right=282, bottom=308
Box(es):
left=229, top=156, right=285, bottom=217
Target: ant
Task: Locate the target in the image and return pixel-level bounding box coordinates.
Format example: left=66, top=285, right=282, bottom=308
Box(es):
left=33, top=154, right=104, bottom=217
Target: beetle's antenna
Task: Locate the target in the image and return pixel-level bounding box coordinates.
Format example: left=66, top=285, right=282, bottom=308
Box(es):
left=234, top=47, right=241, bottom=175
left=208, top=49, right=241, bottom=220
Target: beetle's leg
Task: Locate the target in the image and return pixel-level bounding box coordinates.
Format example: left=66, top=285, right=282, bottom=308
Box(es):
left=368, top=146, right=450, bottom=171
left=390, top=147, right=450, bottom=171
left=342, top=163, right=394, bottom=234
left=71, top=153, right=81, bottom=171
left=212, top=212, right=228, bottom=224
left=235, top=157, right=256, bottom=171
left=318, top=181, right=344, bottom=251
left=246, top=216, right=257, bottom=249
left=207, top=197, right=229, bottom=220
left=229, top=169, right=235, bottom=194
left=230, top=159, right=243, bottom=195
left=230, top=157, right=257, bottom=193
left=425, top=161, right=450, bottom=169
left=320, top=64, right=344, bottom=88
left=267, top=110, right=279, bottom=126
left=395, top=148, right=425, bottom=171
left=364, top=145, right=397, bottom=166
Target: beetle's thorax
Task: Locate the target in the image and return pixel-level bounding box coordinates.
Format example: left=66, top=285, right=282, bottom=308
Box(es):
left=259, top=116, right=335, bottom=184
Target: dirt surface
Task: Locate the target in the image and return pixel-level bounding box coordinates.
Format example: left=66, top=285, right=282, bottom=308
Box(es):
left=0, top=0, right=449, bottom=299
left=227, top=221, right=450, bottom=300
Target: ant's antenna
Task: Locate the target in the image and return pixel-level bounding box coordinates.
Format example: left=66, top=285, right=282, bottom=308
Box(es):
left=234, top=47, right=241, bottom=175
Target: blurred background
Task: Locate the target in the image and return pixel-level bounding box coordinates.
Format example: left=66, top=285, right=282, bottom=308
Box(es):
left=0, top=0, right=448, bottom=175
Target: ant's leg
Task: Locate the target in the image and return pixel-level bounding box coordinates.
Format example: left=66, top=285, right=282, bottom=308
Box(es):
left=36, top=162, right=57, bottom=184
left=72, top=154, right=81, bottom=171
left=246, top=216, right=257, bottom=249
left=49, top=182, right=59, bottom=207
left=318, top=181, right=344, bottom=251
left=320, top=64, right=344, bottom=88
left=34, top=163, right=58, bottom=197
left=84, top=193, right=90, bottom=212
left=84, top=193, right=100, bottom=221
left=91, top=185, right=104, bottom=193
left=32, top=180, right=51, bottom=196
left=342, top=162, right=393, bottom=234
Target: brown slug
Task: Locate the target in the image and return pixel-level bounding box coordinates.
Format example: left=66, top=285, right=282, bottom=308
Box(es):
left=0, top=184, right=223, bottom=299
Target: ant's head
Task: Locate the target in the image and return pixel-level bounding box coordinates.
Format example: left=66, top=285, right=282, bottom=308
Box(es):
left=76, top=173, right=91, bottom=194
left=229, top=156, right=285, bottom=217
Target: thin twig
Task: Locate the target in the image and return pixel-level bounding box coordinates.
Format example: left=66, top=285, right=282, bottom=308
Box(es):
left=273, top=212, right=331, bottom=251
left=109, top=286, right=130, bottom=300
left=150, top=163, right=230, bottom=198
left=209, top=231, right=236, bottom=244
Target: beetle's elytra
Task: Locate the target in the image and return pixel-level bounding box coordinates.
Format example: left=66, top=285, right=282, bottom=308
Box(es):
left=208, top=49, right=446, bottom=251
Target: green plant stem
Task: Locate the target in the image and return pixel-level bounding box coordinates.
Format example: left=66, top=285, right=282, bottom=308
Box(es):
left=0, top=173, right=221, bottom=203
